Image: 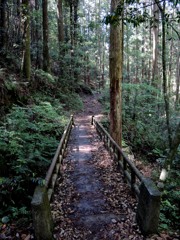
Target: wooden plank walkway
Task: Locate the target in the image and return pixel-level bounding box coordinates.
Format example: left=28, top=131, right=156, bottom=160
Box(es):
left=51, top=114, right=144, bottom=239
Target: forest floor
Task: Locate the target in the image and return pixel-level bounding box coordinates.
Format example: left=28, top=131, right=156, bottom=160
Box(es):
left=0, top=93, right=178, bottom=240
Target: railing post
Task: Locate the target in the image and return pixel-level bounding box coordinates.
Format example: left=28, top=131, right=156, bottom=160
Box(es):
left=31, top=186, right=54, bottom=240
left=131, top=169, right=136, bottom=191
left=123, top=158, right=127, bottom=181
left=71, top=114, right=75, bottom=126
left=91, top=115, right=94, bottom=125
left=136, top=178, right=161, bottom=235
left=117, top=150, right=121, bottom=170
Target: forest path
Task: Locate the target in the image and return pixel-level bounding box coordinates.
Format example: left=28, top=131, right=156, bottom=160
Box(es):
left=51, top=93, right=144, bottom=239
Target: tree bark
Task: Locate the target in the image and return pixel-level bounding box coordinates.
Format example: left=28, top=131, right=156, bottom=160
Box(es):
left=57, top=0, right=64, bottom=43
left=126, top=25, right=130, bottom=82
left=161, top=1, right=172, bottom=148
left=69, top=1, right=74, bottom=47
left=74, top=0, right=78, bottom=46
left=57, top=0, right=64, bottom=76
left=152, top=0, right=159, bottom=86
left=167, top=28, right=173, bottom=96
left=22, top=0, right=31, bottom=80
left=175, top=52, right=180, bottom=108
left=42, top=0, right=50, bottom=72
left=35, top=0, right=42, bottom=68
left=0, top=0, right=7, bottom=53
left=155, top=0, right=172, bottom=148
left=109, top=0, right=123, bottom=147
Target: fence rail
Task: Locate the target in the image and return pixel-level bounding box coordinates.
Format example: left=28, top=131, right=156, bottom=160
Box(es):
left=92, top=116, right=161, bottom=235
left=92, top=116, right=143, bottom=197
left=31, top=115, right=74, bottom=240
left=45, top=115, right=74, bottom=200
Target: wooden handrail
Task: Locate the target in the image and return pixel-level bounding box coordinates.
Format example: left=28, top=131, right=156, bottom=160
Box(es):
left=31, top=115, right=161, bottom=238
left=45, top=115, right=74, bottom=193
left=31, top=115, right=74, bottom=239
left=92, top=116, right=143, bottom=197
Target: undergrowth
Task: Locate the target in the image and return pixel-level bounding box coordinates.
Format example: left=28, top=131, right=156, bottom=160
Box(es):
left=98, top=86, right=180, bottom=233
left=0, top=70, right=84, bottom=224
left=0, top=102, right=68, bottom=221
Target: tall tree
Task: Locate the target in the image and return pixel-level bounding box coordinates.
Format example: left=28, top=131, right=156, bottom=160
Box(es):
left=57, top=0, right=64, bottom=75
left=175, top=51, right=180, bottom=109
left=57, top=0, right=64, bottom=43
left=35, top=0, right=42, bottom=69
left=42, top=0, right=50, bottom=72
left=0, top=0, right=7, bottom=54
left=73, top=0, right=79, bottom=46
left=22, top=0, right=31, bottom=80
left=152, top=0, right=159, bottom=86
left=109, top=0, right=123, bottom=147
left=155, top=0, right=172, bottom=148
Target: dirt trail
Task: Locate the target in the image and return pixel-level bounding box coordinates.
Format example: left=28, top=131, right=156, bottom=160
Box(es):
left=51, top=94, right=144, bottom=239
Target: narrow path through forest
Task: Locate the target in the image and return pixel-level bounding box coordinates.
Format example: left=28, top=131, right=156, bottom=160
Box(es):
left=51, top=94, right=145, bottom=239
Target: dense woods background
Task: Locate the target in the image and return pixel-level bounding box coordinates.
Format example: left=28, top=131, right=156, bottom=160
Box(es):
left=0, top=0, right=179, bottom=236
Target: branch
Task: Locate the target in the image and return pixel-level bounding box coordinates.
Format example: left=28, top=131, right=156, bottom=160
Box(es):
left=154, top=0, right=163, bottom=12
left=169, top=23, right=180, bottom=40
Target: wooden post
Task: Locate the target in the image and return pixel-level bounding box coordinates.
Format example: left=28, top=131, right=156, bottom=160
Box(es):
left=131, top=169, right=136, bottom=191
left=31, top=186, right=54, bottom=240
left=123, top=158, right=127, bottom=182
left=71, top=114, right=75, bottom=126
left=91, top=115, right=94, bottom=125
left=136, top=178, right=161, bottom=235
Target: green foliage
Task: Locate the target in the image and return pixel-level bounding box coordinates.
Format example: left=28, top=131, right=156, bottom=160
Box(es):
left=122, top=83, right=167, bottom=153
left=100, top=85, right=180, bottom=232
left=33, top=69, right=58, bottom=92
left=99, top=84, right=179, bottom=159
left=56, top=91, right=83, bottom=111
left=159, top=171, right=180, bottom=231
left=104, top=0, right=180, bottom=28
left=98, top=88, right=110, bottom=115
left=0, top=102, right=68, bottom=219
left=35, top=69, right=56, bottom=84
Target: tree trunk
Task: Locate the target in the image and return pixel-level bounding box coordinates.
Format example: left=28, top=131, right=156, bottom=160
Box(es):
left=74, top=0, right=78, bottom=46
left=22, top=0, right=31, bottom=80
left=126, top=25, right=130, bottom=82
left=175, top=52, right=180, bottom=109
left=57, top=0, right=64, bottom=43
left=109, top=0, right=123, bottom=147
left=161, top=1, right=172, bottom=148
left=102, top=35, right=105, bottom=88
left=0, top=0, right=7, bottom=53
left=57, top=0, right=64, bottom=75
left=152, top=0, right=159, bottom=86
left=35, top=0, right=42, bottom=69
left=135, top=28, right=139, bottom=83
left=69, top=1, right=74, bottom=47
left=167, top=28, right=173, bottom=96
left=148, top=6, right=152, bottom=82
left=155, top=0, right=172, bottom=148
left=42, top=0, right=50, bottom=72
left=16, top=0, right=21, bottom=44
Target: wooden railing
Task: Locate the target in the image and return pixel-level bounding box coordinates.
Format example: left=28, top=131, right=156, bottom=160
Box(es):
left=92, top=116, right=143, bottom=197
left=45, top=115, right=74, bottom=200
left=92, top=116, right=161, bottom=235
left=31, top=115, right=74, bottom=240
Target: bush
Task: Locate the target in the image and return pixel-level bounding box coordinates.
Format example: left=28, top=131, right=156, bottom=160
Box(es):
left=56, top=92, right=83, bottom=111
left=159, top=170, right=180, bottom=231
left=0, top=102, right=68, bottom=220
